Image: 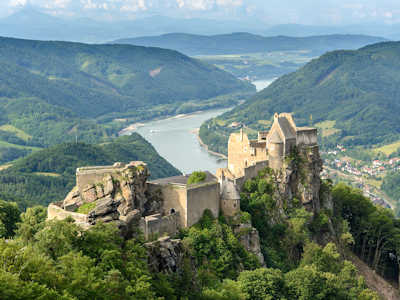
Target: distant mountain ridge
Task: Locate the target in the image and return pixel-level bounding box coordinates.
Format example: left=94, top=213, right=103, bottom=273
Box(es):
left=1, top=8, right=399, bottom=43
left=199, top=41, right=400, bottom=154
left=113, top=32, right=387, bottom=56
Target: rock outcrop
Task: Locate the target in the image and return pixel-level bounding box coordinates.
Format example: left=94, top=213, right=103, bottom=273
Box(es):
left=146, top=237, right=185, bottom=273
left=234, top=222, right=265, bottom=266
left=274, top=145, right=324, bottom=214
left=49, top=161, right=171, bottom=238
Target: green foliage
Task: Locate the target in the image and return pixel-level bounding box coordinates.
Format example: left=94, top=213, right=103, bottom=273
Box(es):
left=76, top=202, right=96, bottom=215
left=201, top=279, right=246, bottom=300
left=285, top=243, right=378, bottom=300
left=0, top=134, right=181, bottom=209
left=0, top=219, right=158, bottom=299
left=382, top=171, right=400, bottom=211
left=16, top=206, right=47, bottom=244
left=333, top=183, right=400, bottom=283
left=238, top=268, right=286, bottom=300
left=187, top=171, right=207, bottom=185
left=205, top=242, right=378, bottom=300
left=182, top=210, right=260, bottom=282
left=0, top=200, right=20, bottom=238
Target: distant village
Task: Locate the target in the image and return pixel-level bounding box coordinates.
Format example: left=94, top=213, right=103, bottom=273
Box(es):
left=321, top=145, right=400, bottom=209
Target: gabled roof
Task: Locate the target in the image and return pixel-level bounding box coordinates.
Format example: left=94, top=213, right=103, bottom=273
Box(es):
left=277, top=116, right=296, bottom=140
left=221, top=180, right=240, bottom=200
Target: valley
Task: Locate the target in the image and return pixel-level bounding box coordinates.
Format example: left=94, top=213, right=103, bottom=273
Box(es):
left=1, top=3, right=400, bottom=299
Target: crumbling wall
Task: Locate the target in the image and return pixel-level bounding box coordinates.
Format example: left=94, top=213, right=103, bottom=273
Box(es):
left=141, top=212, right=180, bottom=240
left=47, top=203, right=90, bottom=229
left=76, top=163, right=126, bottom=193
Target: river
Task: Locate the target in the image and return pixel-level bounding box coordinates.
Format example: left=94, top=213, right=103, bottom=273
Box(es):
left=123, top=79, right=275, bottom=174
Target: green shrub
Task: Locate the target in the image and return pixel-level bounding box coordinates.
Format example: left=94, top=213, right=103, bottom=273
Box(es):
left=76, top=202, right=96, bottom=214
left=187, top=171, right=207, bottom=185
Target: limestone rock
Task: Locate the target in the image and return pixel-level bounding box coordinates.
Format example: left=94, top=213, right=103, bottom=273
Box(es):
left=82, top=185, right=97, bottom=203
left=234, top=223, right=265, bottom=266
left=146, top=237, right=185, bottom=273
left=87, top=196, right=121, bottom=225
left=96, top=185, right=105, bottom=199
left=63, top=187, right=82, bottom=211
left=103, top=175, right=114, bottom=196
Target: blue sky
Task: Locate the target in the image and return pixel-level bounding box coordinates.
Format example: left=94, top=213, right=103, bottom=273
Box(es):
left=3, top=0, right=400, bottom=25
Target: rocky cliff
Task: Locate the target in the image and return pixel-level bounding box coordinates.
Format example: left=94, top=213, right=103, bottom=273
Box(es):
left=50, top=162, right=164, bottom=238
left=272, top=145, right=325, bottom=215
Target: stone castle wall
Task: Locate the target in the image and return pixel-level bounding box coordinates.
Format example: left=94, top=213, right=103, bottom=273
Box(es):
left=296, top=128, right=318, bottom=146
left=140, top=212, right=180, bottom=240
left=149, top=180, right=220, bottom=228
left=187, top=182, right=220, bottom=227
left=48, top=203, right=91, bottom=229
left=220, top=197, right=240, bottom=217
left=233, top=160, right=268, bottom=190
left=148, top=183, right=188, bottom=228
left=76, top=164, right=126, bottom=193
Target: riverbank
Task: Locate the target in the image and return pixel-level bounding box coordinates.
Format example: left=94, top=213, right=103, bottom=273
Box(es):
left=192, top=128, right=227, bottom=160
left=119, top=109, right=218, bottom=137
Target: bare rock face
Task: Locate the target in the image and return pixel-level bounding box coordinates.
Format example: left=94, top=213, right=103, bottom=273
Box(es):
left=146, top=237, right=185, bottom=273
left=59, top=162, right=162, bottom=238
left=234, top=222, right=265, bottom=266
left=274, top=145, right=323, bottom=214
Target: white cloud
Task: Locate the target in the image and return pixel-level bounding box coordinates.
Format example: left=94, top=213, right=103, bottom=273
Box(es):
left=8, top=0, right=28, bottom=7
left=120, top=0, right=147, bottom=12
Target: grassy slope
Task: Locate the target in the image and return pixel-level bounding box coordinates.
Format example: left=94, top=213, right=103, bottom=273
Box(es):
left=0, top=133, right=181, bottom=209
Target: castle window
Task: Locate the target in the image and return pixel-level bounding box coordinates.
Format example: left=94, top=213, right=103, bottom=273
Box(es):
left=170, top=208, right=176, bottom=214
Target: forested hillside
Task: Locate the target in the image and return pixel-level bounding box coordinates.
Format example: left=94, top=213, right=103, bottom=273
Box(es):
left=0, top=176, right=385, bottom=299
left=0, top=36, right=254, bottom=163
left=114, top=33, right=386, bottom=56
left=0, top=133, right=181, bottom=209
left=200, top=41, right=400, bottom=154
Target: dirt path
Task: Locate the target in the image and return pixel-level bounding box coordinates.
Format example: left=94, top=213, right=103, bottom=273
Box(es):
left=347, top=252, right=399, bottom=299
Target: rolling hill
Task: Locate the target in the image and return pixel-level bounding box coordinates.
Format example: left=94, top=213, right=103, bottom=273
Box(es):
left=199, top=41, right=400, bottom=154
left=113, top=33, right=387, bottom=56
left=0, top=36, right=253, bottom=162
left=0, top=133, right=181, bottom=209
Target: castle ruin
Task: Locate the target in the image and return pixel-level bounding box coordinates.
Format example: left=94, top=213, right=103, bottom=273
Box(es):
left=48, top=113, right=320, bottom=245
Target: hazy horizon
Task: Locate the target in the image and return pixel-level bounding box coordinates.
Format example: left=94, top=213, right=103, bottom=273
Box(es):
left=2, top=0, right=400, bottom=26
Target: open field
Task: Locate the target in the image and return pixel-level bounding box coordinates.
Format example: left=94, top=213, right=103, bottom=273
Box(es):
left=0, top=124, right=32, bottom=141
left=373, top=140, right=400, bottom=156
left=315, top=120, right=341, bottom=137
left=33, top=172, right=61, bottom=177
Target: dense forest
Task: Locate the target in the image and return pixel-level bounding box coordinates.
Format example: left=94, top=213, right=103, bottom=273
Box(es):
left=0, top=133, right=181, bottom=209
left=200, top=41, right=400, bottom=155
left=0, top=173, right=387, bottom=299
left=0, top=36, right=254, bottom=163
left=114, top=33, right=386, bottom=56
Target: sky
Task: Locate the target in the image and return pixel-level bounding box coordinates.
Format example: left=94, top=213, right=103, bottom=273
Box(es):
left=2, top=0, right=400, bottom=25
